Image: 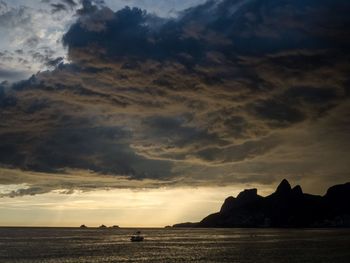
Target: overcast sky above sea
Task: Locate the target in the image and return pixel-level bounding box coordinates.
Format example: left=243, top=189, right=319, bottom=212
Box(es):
left=0, top=0, right=349, bottom=226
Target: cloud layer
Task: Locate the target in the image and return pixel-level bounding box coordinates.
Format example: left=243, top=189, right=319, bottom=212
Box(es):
left=0, top=0, right=349, bottom=195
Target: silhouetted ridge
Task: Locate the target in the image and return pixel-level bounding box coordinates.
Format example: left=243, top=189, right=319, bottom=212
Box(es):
left=235, top=188, right=261, bottom=207
left=292, top=185, right=303, bottom=195
left=275, top=179, right=292, bottom=195
left=325, top=183, right=350, bottom=200
left=220, top=196, right=235, bottom=213
left=324, top=182, right=350, bottom=215
left=237, top=188, right=258, bottom=200
left=173, top=180, right=350, bottom=228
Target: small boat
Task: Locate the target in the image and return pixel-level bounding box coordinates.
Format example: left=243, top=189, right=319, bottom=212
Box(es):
left=130, top=231, right=144, bottom=242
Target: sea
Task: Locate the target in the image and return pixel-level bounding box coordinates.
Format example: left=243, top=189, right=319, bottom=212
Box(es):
left=0, top=228, right=349, bottom=263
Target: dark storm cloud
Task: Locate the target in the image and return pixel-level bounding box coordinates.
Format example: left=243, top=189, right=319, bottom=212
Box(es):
left=283, top=87, right=338, bottom=104
left=63, top=0, right=350, bottom=63
left=0, top=85, right=17, bottom=108
left=0, top=69, right=27, bottom=83
left=64, top=6, right=156, bottom=55
left=195, top=135, right=280, bottom=164
left=0, top=99, right=172, bottom=180
left=20, top=125, right=171, bottom=178
left=1, top=0, right=350, bottom=195
left=142, top=115, right=226, bottom=149
left=249, top=99, right=305, bottom=126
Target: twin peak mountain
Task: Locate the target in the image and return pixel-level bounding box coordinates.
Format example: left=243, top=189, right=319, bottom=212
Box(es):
left=174, top=179, right=350, bottom=228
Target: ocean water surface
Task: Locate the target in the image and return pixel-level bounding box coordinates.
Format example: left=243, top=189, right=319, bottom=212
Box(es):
left=0, top=228, right=349, bottom=262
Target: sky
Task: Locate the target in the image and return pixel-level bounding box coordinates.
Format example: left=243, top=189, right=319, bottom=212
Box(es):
left=0, top=0, right=350, bottom=227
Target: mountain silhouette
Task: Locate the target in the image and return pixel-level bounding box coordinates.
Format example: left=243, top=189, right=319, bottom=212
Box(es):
left=173, top=180, right=350, bottom=228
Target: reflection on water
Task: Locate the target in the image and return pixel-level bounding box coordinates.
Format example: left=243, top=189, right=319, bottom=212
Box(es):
left=0, top=228, right=349, bottom=262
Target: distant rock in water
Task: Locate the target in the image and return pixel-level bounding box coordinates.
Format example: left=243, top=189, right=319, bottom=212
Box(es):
left=99, top=224, right=107, bottom=228
left=80, top=224, right=88, bottom=228
left=173, top=180, right=350, bottom=228
left=172, top=222, right=199, bottom=228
